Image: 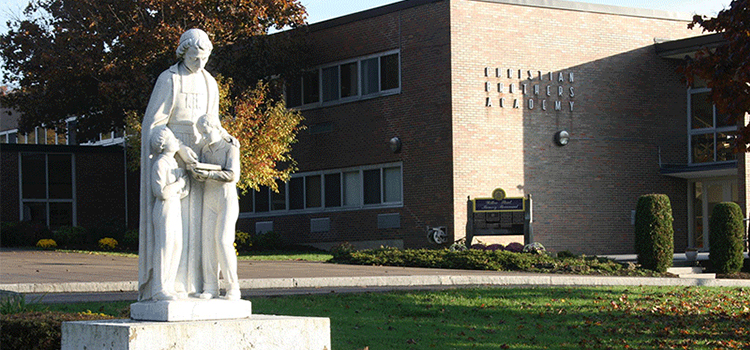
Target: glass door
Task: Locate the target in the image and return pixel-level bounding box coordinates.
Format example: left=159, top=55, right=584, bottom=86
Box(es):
left=692, top=179, right=739, bottom=250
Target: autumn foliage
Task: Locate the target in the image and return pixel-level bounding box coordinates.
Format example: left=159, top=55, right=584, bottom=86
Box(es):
left=1, top=0, right=309, bottom=189
left=684, top=0, right=750, bottom=150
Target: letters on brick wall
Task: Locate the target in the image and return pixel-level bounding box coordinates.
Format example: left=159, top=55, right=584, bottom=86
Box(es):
left=483, top=67, right=575, bottom=112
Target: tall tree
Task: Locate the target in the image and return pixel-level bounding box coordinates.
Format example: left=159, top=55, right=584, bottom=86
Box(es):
left=2, top=0, right=309, bottom=190
left=684, top=0, right=750, bottom=151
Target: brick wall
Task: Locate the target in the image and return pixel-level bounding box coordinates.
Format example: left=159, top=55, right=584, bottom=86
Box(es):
left=450, top=0, right=697, bottom=253
left=238, top=0, right=455, bottom=248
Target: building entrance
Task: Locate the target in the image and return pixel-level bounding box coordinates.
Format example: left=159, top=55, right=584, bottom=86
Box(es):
left=692, top=178, right=738, bottom=250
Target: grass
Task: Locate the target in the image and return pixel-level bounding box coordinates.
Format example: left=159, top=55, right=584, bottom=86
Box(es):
left=16, top=286, right=750, bottom=349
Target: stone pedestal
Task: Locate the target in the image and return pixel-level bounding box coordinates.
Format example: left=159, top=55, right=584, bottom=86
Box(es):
left=62, top=315, right=331, bottom=350
left=130, top=298, right=252, bottom=321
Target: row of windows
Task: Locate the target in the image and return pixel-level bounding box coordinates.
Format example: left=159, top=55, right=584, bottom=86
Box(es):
left=0, top=121, right=124, bottom=146
left=688, top=89, right=737, bottom=164
left=286, top=50, right=401, bottom=108
left=239, top=163, right=403, bottom=215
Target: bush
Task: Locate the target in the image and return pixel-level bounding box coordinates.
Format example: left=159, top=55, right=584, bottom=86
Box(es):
left=330, top=242, right=356, bottom=260
left=504, top=242, right=524, bottom=253
left=1, top=221, right=52, bottom=247
left=36, top=239, right=57, bottom=250
left=709, top=202, right=745, bottom=274
left=52, top=226, right=88, bottom=248
left=1, top=311, right=115, bottom=350
left=634, top=194, right=674, bottom=272
left=235, top=231, right=253, bottom=252
left=470, top=243, right=486, bottom=250
left=557, top=250, right=577, bottom=258
left=484, top=244, right=504, bottom=251
left=121, top=229, right=139, bottom=251
left=97, top=237, right=118, bottom=251
left=523, top=242, right=546, bottom=255
left=448, top=242, right=468, bottom=252
left=252, top=231, right=283, bottom=250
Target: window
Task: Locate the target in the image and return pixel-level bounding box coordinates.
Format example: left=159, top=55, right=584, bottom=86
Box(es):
left=286, top=50, right=400, bottom=108
left=688, top=89, right=737, bottom=164
left=20, top=153, right=75, bottom=229
left=239, top=163, right=403, bottom=215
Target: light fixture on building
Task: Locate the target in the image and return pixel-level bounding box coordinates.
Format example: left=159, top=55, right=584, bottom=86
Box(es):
left=389, top=137, right=402, bottom=153
left=554, top=130, right=569, bottom=146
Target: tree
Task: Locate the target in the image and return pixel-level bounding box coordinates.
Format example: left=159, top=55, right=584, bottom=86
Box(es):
left=684, top=0, right=750, bottom=151
left=2, top=0, right=309, bottom=191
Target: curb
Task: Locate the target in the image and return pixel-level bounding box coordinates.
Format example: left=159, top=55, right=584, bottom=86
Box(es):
left=2, top=274, right=748, bottom=294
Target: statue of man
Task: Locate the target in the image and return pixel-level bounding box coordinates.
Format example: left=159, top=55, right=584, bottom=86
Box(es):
left=138, top=28, right=221, bottom=301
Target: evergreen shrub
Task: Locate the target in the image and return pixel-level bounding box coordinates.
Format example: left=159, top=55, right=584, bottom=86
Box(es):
left=234, top=231, right=253, bottom=252
left=634, top=194, right=674, bottom=272
left=1, top=311, right=114, bottom=350
left=52, top=226, right=88, bottom=248
left=709, top=202, right=745, bottom=274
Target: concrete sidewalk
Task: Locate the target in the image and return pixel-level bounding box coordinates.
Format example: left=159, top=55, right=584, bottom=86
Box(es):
left=1, top=249, right=748, bottom=303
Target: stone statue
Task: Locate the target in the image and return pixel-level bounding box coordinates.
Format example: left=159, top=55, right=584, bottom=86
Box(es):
left=138, top=28, right=220, bottom=301
left=191, top=115, right=241, bottom=300
left=149, top=126, right=189, bottom=300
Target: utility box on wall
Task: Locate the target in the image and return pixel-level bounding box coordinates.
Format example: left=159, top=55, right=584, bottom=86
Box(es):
left=466, top=189, right=532, bottom=246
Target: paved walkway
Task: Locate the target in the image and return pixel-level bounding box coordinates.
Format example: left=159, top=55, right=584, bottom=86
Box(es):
left=1, top=249, right=748, bottom=303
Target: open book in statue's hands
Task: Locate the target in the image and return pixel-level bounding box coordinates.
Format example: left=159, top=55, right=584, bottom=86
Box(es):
left=191, top=162, right=222, bottom=171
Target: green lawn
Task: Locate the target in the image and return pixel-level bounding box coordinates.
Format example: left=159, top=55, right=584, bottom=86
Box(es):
left=20, top=286, right=750, bottom=349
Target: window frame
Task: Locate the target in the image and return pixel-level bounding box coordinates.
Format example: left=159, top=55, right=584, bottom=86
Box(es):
left=18, top=152, right=76, bottom=228
left=286, top=49, right=401, bottom=109
left=239, top=162, right=403, bottom=218
left=687, top=88, right=738, bottom=165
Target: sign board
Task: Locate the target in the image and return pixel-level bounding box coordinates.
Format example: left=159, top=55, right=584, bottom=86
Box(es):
left=473, top=197, right=525, bottom=212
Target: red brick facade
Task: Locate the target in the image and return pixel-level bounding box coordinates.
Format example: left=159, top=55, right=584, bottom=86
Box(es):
left=239, top=0, right=742, bottom=254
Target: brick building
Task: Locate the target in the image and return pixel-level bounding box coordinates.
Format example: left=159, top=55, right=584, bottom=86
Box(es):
left=236, top=0, right=749, bottom=254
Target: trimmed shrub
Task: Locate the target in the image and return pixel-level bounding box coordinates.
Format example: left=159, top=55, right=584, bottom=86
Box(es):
left=484, top=244, right=504, bottom=251
left=121, top=229, right=139, bottom=251
left=470, top=243, right=486, bottom=250
left=1, top=311, right=115, bottom=350
left=504, top=242, right=524, bottom=253
left=98, top=237, right=118, bottom=251
left=709, top=202, right=745, bottom=274
left=235, top=231, right=253, bottom=252
left=253, top=231, right=283, bottom=250
left=1, top=221, right=52, bottom=247
left=52, top=226, right=88, bottom=248
left=36, top=239, right=57, bottom=250
left=330, top=242, right=355, bottom=260
left=634, top=194, right=674, bottom=272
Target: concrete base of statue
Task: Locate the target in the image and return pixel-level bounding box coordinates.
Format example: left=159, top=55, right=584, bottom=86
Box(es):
left=61, top=314, right=331, bottom=350
left=130, top=298, right=252, bottom=321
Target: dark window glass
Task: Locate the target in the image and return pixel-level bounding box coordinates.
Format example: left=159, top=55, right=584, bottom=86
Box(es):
left=306, top=175, right=322, bottom=208
left=21, top=154, right=46, bottom=199
left=691, top=133, right=714, bottom=163
left=303, top=70, right=319, bottom=105
left=239, top=190, right=253, bottom=213
left=23, top=202, right=47, bottom=225
left=363, top=169, right=381, bottom=205
left=289, top=177, right=304, bottom=210
left=380, top=53, right=399, bottom=91
left=286, top=76, right=302, bottom=107
left=254, top=188, right=270, bottom=212
left=322, top=67, right=339, bottom=102
left=340, top=62, right=358, bottom=98
left=691, top=92, right=713, bottom=129
left=324, top=173, right=341, bottom=207
left=48, top=154, right=72, bottom=199
left=271, top=181, right=286, bottom=211
left=49, top=202, right=73, bottom=229
left=716, top=132, right=737, bottom=162
left=361, top=57, right=379, bottom=95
